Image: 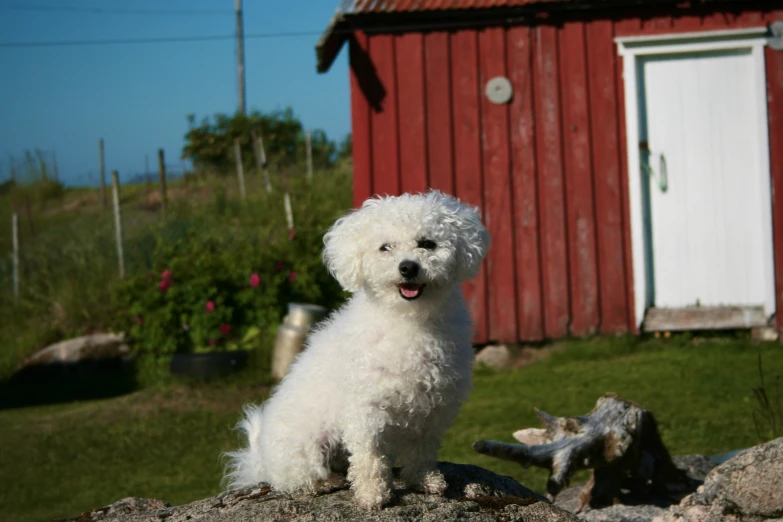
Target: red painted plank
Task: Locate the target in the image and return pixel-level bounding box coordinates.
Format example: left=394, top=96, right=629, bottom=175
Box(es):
left=370, top=34, right=401, bottom=197
left=450, top=29, right=488, bottom=344
left=669, top=12, right=704, bottom=33
left=507, top=24, right=544, bottom=341
left=558, top=21, right=599, bottom=337
left=533, top=24, right=570, bottom=339
left=585, top=19, right=629, bottom=334
left=349, top=31, right=373, bottom=208
left=766, top=46, right=783, bottom=333
left=395, top=33, right=428, bottom=195
left=478, top=26, right=517, bottom=343
left=614, top=17, right=640, bottom=333
left=613, top=16, right=643, bottom=38
left=424, top=31, right=455, bottom=195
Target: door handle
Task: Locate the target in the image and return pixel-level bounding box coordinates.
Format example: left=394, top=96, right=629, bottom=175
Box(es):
left=640, top=145, right=668, bottom=193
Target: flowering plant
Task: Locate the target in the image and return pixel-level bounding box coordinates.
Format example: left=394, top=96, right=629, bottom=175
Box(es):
left=112, top=225, right=343, bottom=363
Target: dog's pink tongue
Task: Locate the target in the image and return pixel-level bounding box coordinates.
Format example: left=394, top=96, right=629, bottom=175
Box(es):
left=400, top=284, right=421, bottom=298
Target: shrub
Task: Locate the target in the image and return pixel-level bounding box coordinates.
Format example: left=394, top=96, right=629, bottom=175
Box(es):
left=111, top=221, right=345, bottom=373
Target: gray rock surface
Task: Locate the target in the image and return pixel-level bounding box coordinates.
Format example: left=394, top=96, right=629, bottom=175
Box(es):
left=67, top=462, right=579, bottom=522
left=578, top=505, right=668, bottom=522
left=653, top=437, right=783, bottom=522
left=554, top=454, right=718, bottom=522
left=24, top=332, right=128, bottom=365
left=474, top=345, right=513, bottom=369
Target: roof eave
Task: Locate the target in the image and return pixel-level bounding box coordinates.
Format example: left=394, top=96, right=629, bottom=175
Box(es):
left=315, top=0, right=753, bottom=73
left=316, top=13, right=350, bottom=74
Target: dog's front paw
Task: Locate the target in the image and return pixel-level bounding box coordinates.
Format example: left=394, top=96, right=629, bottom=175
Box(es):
left=422, top=470, right=448, bottom=496
left=353, top=483, right=392, bottom=510
left=404, top=469, right=448, bottom=496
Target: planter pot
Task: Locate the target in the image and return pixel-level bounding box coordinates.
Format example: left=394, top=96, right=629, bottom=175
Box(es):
left=170, top=351, right=249, bottom=379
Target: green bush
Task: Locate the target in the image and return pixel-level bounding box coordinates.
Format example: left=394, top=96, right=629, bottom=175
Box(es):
left=112, top=221, right=345, bottom=366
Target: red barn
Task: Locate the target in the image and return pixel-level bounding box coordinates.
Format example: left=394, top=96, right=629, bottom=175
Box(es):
left=316, top=0, right=783, bottom=344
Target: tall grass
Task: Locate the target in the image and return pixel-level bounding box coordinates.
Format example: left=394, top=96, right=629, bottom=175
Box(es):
left=0, top=164, right=353, bottom=378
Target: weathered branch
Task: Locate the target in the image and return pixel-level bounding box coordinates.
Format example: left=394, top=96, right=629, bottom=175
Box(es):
left=472, top=394, right=692, bottom=512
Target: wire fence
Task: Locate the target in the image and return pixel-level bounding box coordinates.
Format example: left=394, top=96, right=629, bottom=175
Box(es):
left=0, top=134, right=347, bottom=314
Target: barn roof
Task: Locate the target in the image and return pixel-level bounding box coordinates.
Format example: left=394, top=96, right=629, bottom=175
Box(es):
left=339, top=0, right=605, bottom=12
left=316, top=0, right=731, bottom=72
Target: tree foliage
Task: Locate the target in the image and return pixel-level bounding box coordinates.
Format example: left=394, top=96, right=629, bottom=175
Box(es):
left=182, top=109, right=345, bottom=174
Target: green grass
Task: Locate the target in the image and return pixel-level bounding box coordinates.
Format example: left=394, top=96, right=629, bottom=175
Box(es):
left=0, top=336, right=780, bottom=522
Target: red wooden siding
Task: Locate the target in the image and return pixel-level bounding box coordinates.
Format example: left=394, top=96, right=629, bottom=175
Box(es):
left=348, top=5, right=783, bottom=343
left=508, top=25, right=544, bottom=341
left=370, top=34, right=400, bottom=197
left=587, top=19, right=630, bottom=334
left=349, top=32, right=372, bottom=209
left=450, top=30, right=489, bottom=342
left=767, top=44, right=783, bottom=334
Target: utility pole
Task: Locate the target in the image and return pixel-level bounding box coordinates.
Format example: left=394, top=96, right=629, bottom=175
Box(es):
left=235, top=0, right=246, bottom=115
left=99, top=138, right=107, bottom=209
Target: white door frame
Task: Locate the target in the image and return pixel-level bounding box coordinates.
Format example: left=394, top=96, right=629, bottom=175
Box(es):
left=616, top=26, right=775, bottom=328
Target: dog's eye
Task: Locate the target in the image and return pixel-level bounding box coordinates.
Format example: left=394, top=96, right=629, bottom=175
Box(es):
left=418, top=239, right=437, bottom=250
left=379, top=243, right=391, bottom=252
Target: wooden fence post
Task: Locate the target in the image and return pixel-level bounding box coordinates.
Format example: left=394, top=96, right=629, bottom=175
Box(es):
left=9, top=155, right=16, bottom=182
left=111, top=171, right=125, bottom=280
left=12, top=213, right=19, bottom=299
left=99, top=138, right=107, bottom=209
left=145, top=154, right=151, bottom=195
left=234, top=139, right=247, bottom=202
left=52, top=151, right=59, bottom=182
left=256, top=136, right=272, bottom=193
left=157, top=149, right=167, bottom=220
left=283, top=192, right=294, bottom=233
left=305, top=130, right=313, bottom=182
left=24, top=194, right=34, bottom=237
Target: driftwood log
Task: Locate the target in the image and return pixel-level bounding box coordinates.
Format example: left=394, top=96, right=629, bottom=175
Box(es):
left=472, top=394, right=692, bottom=512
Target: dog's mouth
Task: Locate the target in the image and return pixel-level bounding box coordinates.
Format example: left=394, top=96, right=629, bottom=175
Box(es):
left=398, top=282, right=426, bottom=301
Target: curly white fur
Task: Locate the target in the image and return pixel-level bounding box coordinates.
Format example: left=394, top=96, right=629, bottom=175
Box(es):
left=224, top=190, right=490, bottom=510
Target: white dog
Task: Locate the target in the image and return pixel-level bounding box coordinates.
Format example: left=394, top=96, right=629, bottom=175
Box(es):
left=224, top=190, right=490, bottom=510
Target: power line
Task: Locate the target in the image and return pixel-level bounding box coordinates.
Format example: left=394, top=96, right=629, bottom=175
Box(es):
left=0, top=31, right=323, bottom=48
left=4, top=3, right=232, bottom=16
left=0, top=17, right=537, bottom=49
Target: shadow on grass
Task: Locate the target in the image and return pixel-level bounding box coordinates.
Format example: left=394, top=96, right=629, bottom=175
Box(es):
left=0, top=357, right=138, bottom=410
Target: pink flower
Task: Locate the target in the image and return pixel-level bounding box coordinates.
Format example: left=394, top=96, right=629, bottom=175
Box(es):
left=275, top=261, right=285, bottom=272
left=161, top=269, right=172, bottom=281
left=249, top=273, right=261, bottom=287
left=205, top=300, right=215, bottom=312
left=158, top=279, right=172, bottom=293
left=288, top=228, right=297, bottom=241
left=288, top=270, right=297, bottom=283
left=220, top=323, right=232, bottom=335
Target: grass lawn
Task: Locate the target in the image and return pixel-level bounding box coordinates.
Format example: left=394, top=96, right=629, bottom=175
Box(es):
left=0, top=336, right=780, bottom=522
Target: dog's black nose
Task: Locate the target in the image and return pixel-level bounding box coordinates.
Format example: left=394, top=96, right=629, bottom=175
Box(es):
left=398, top=260, right=420, bottom=279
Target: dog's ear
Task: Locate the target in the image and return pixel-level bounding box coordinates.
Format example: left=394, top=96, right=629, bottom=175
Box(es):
left=323, top=210, right=364, bottom=292
left=432, top=192, right=490, bottom=282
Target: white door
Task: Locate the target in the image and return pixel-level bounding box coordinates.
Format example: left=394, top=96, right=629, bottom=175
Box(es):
left=637, top=48, right=774, bottom=312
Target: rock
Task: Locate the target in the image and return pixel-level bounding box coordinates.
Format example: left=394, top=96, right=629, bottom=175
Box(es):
left=24, top=333, right=129, bottom=366
left=553, top=455, right=718, bottom=522
left=66, top=462, right=579, bottom=522
left=475, top=345, right=513, bottom=369
left=652, top=437, right=783, bottom=522
left=670, top=456, right=718, bottom=483
left=578, top=505, right=668, bottom=522
left=750, top=326, right=779, bottom=343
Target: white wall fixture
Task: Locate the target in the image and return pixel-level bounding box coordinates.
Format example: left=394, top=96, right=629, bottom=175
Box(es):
left=485, top=76, right=513, bottom=105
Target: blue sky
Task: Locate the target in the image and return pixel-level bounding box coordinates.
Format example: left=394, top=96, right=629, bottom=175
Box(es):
left=0, top=1, right=350, bottom=186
